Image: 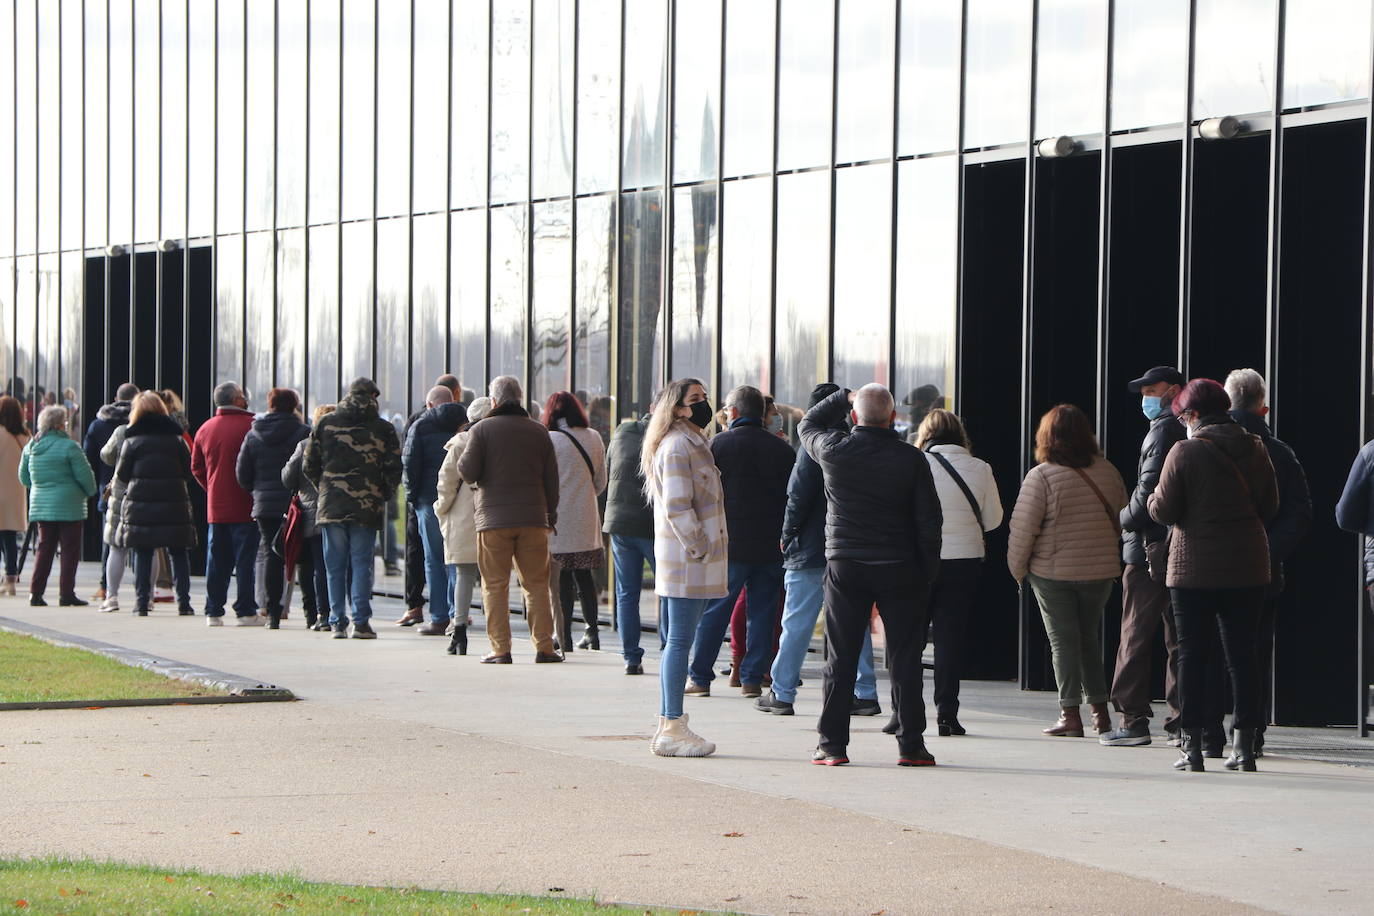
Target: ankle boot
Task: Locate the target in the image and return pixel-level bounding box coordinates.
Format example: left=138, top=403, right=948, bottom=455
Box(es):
left=728, top=655, right=742, bottom=688
left=650, top=714, right=716, bottom=757
left=446, top=625, right=468, bottom=656
left=268, top=611, right=281, bottom=630
left=3, top=574, right=16, bottom=595
left=577, top=624, right=600, bottom=651
left=1089, top=703, right=1112, bottom=735
left=1224, top=727, right=1258, bottom=772
left=1043, top=707, right=1084, bottom=737
left=1174, top=727, right=1205, bottom=771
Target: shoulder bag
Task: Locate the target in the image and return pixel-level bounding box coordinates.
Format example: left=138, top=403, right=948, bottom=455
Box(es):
left=929, top=451, right=986, bottom=556
left=554, top=427, right=596, bottom=481
left=1072, top=465, right=1122, bottom=537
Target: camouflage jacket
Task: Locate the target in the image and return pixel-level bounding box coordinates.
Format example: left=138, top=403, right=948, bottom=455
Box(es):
left=303, top=393, right=402, bottom=530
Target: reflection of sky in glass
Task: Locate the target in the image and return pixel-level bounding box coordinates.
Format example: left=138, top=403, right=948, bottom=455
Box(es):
left=1284, top=0, right=1371, bottom=109
left=574, top=196, right=615, bottom=401
left=244, top=231, right=274, bottom=403
left=15, top=258, right=36, bottom=395
left=833, top=164, right=892, bottom=389
left=61, top=252, right=82, bottom=403
left=894, top=157, right=957, bottom=422
left=412, top=214, right=448, bottom=407
left=188, top=2, right=214, bottom=237
left=836, top=0, right=895, bottom=165
left=673, top=0, right=721, bottom=184
left=899, top=0, right=960, bottom=156
left=341, top=0, right=374, bottom=221
left=83, top=0, right=106, bottom=247
left=1194, top=0, right=1275, bottom=118
left=376, top=6, right=411, bottom=218
left=670, top=185, right=717, bottom=384
left=451, top=210, right=488, bottom=393
left=340, top=220, right=373, bottom=384
left=532, top=0, right=574, bottom=200
left=617, top=191, right=664, bottom=417
left=245, top=0, right=275, bottom=231
left=1111, top=0, right=1187, bottom=131
left=109, top=0, right=133, bottom=241
left=375, top=217, right=409, bottom=417
left=308, top=4, right=340, bottom=223
left=532, top=201, right=573, bottom=407
left=1035, top=0, right=1106, bottom=138
left=133, top=0, right=158, bottom=243
left=622, top=0, right=667, bottom=189
left=723, top=0, right=774, bottom=178
left=61, top=0, right=85, bottom=249
left=276, top=0, right=306, bottom=228
left=0, top=260, right=12, bottom=384
left=720, top=177, right=772, bottom=394
left=491, top=0, right=531, bottom=203
left=490, top=206, right=529, bottom=380
left=964, top=0, right=1031, bottom=149
left=38, top=5, right=60, bottom=251
left=307, top=224, right=339, bottom=409
left=452, top=0, right=489, bottom=209
left=161, top=0, right=188, bottom=240
left=576, top=0, right=620, bottom=194
left=277, top=229, right=305, bottom=391
left=777, top=0, right=835, bottom=172
left=413, top=3, right=449, bottom=214
left=774, top=171, right=830, bottom=408
left=215, top=235, right=244, bottom=383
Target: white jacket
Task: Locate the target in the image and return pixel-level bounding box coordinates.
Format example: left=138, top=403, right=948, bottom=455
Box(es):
left=434, top=430, right=479, bottom=565
left=922, top=444, right=1003, bottom=560
left=547, top=422, right=608, bottom=555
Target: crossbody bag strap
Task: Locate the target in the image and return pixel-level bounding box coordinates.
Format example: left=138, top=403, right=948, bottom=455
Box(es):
left=553, top=427, right=596, bottom=481
left=1072, top=465, right=1121, bottom=536
left=929, top=451, right=984, bottom=533
left=1195, top=435, right=1254, bottom=502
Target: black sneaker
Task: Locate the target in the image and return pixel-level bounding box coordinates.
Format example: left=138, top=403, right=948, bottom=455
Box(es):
left=351, top=622, right=377, bottom=639
left=29, top=595, right=46, bottom=607
left=625, top=664, right=644, bottom=675
left=755, top=690, right=795, bottom=716
left=332, top=622, right=349, bottom=639
left=58, top=595, right=89, bottom=607
left=1099, top=718, right=1152, bottom=746
left=177, top=603, right=196, bottom=616
left=851, top=697, right=882, bottom=717
left=811, top=748, right=849, bottom=766
left=898, top=742, right=937, bottom=767
left=937, top=718, right=967, bottom=736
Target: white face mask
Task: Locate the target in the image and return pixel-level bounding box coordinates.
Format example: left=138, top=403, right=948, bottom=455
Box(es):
left=1183, top=414, right=1198, bottom=438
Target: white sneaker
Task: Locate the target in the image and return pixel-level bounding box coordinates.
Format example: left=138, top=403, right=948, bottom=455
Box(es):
left=206, top=616, right=224, bottom=627
left=98, top=597, right=119, bottom=613
left=650, top=713, right=716, bottom=758
left=235, top=615, right=265, bottom=627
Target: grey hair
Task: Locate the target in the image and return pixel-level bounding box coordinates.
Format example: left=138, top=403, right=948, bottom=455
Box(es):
left=115, top=382, right=139, bottom=401
left=213, top=380, right=243, bottom=407
left=37, top=405, right=69, bottom=434
left=1224, top=368, right=1266, bottom=412
left=426, top=385, right=454, bottom=406
left=488, top=375, right=523, bottom=406
left=853, top=383, right=895, bottom=426
left=724, top=385, right=765, bottom=420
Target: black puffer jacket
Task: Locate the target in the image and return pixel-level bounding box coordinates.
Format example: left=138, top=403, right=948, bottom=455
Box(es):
left=281, top=437, right=321, bottom=538
left=602, top=416, right=653, bottom=540
left=1120, top=412, right=1186, bottom=567
left=114, top=413, right=197, bottom=550
left=1230, top=410, right=1310, bottom=589
left=710, top=419, right=796, bottom=564
left=402, top=402, right=468, bottom=504
left=236, top=411, right=310, bottom=519
left=799, top=389, right=943, bottom=578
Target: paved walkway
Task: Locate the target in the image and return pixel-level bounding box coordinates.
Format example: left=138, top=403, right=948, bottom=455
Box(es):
left=1, top=565, right=1370, bottom=915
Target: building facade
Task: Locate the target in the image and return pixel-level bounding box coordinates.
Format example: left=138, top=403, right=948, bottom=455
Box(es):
left=2, top=0, right=1372, bottom=727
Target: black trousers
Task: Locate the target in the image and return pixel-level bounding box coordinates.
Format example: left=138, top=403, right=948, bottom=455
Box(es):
left=930, top=558, right=982, bottom=721
left=297, top=534, right=329, bottom=623
left=256, top=517, right=287, bottom=617
left=560, top=567, right=599, bottom=628
left=1171, top=586, right=1264, bottom=731
left=819, top=559, right=929, bottom=755
left=404, top=502, right=425, bottom=608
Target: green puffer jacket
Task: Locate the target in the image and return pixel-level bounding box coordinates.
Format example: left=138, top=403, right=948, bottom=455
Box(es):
left=302, top=392, right=402, bottom=530
left=19, top=429, right=98, bottom=522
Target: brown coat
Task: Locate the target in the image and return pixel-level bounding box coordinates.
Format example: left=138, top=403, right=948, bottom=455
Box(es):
left=0, top=428, right=31, bottom=532
left=1008, top=456, right=1128, bottom=583
left=1148, top=418, right=1278, bottom=589
left=457, top=404, right=560, bottom=533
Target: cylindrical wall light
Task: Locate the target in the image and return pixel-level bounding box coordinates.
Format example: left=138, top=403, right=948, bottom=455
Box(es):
left=1036, top=136, right=1078, bottom=158
left=1199, top=116, right=1243, bottom=140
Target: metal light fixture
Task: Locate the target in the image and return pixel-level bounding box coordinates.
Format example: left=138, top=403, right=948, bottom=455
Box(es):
left=156, top=238, right=179, bottom=253
left=104, top=244, right=124, bottom=258
left=1036, top=136, right=1078, bottom=158
left=1199, top=116, right=1242, bottom=141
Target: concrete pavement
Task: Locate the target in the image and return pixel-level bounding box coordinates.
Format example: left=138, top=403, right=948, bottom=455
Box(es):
left=1, top=566, right=1370, bottom=914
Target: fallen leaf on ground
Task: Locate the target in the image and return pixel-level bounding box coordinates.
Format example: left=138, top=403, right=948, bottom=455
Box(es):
left=228, top=831, right=242, bottom=835
left=722, top=831, right=744, bottom=838
left=12, top=900, right=27, bottom=908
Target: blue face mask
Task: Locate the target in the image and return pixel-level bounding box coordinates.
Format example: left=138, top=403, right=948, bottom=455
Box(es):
left=1141, top=396, right=1165, bottom=420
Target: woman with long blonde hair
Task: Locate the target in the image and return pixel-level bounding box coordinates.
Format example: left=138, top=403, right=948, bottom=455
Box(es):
left=640, top=378, right=726, bottom=757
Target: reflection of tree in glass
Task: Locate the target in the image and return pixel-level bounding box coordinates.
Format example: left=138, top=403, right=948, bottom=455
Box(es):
left=617, top=190, right=662, bottom=420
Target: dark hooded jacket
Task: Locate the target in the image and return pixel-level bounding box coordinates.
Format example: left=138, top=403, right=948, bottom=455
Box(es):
left=1148, top=415, right=1280, bottom=589
left=235, top=410, right=311, bottom=519
left=402, top=401, right=468, bottom=504
left=781, top=416, right=850, bottom=571
left=83, top=399, right=131, bottom=511
left=602, top=416, right=653, bottom=540
left=303, top=391, right=402, bottom=530
left=1120, top=411, right=1186, bottom=567
left=1229, top=409, right=1311, bottom=590
left=114, top=413, right=197, bottom=550
left=710, top=418, right=796, bottom=565
left=1336, top=437, right=1374, bottom=582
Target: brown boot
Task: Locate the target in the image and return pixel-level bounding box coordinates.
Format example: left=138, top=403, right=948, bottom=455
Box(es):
left=1043, top=707, right=1085, bottom=737
left=394, top=608, right=424, bottom=627
left=728, top=655, right=742, bottom=688
left=1089, top=703, right=1112, bottom=735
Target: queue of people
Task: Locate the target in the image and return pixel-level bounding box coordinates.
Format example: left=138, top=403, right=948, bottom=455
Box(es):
left=1, top=357, right=1349, bottom=774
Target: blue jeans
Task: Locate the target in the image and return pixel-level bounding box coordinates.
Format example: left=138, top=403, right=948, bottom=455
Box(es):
left=611, top=534, right=656, bottom=664
left=204, top=522, right=261, bottom=617
left=770, top=566, right=877, bottom=704
left=414, top=503, right=452, bottom=625
left=133, top=547, right=191, bottom=609
left=322, top=522, right=376, bottom=626
left=689, top=561, right=785, bottom=686
left=661, top=596, right=710, bottom=719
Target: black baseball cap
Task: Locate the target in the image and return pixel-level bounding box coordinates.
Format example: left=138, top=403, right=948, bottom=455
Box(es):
left=1127, top=366, right=1185, bottom=393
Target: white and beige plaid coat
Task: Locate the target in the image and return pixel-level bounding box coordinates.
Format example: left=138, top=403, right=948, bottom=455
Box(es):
left=650, top=423, right=729, bottom=600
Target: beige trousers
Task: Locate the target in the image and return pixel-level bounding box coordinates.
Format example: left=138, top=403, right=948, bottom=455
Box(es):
left=476, top=526, right=555, bottom=655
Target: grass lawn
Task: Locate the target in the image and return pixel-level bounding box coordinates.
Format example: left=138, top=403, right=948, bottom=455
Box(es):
left=0, top=859, right=681, bottom=914
left=0, top=631, right=227, bottom=703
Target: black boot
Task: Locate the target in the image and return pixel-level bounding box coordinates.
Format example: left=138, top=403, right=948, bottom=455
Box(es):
left=268, top=611, right=281, bottom=630
left=882, top=713, right=899, bottom=735
left=577, top=625, right=600, bottom=651
left=1174, top=727, right=1205, bottom=771
left=1224, top=727, right=1258, bottom=772
left=447, top=625, right=467, bottom=656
